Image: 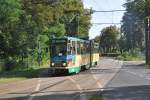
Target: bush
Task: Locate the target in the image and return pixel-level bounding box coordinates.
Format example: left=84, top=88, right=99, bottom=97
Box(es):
left=116, top=49, right=144, bottom=61
left=101, top=53, right=120, bottom=57
left=4, top=59, right=17, bottom=71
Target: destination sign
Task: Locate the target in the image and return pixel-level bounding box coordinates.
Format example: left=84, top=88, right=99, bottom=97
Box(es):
left=52, top=39, right=67, bottom=43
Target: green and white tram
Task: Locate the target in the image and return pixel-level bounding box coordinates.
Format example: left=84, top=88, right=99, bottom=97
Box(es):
left=49, top=36, right=99, bottom=74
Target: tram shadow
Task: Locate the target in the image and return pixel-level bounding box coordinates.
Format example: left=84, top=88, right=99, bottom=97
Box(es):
left=79, top=68, right=120, bottom=75
left=41, top=68, right=74, bottom=78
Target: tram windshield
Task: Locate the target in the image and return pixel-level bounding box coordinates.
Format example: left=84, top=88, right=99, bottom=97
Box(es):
left=51, top=44, right=67, bottom=57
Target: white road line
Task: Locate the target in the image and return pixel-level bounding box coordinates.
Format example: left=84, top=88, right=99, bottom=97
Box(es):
left=126, top=70, right=137, bottom=75
left=68, top=77, right=87, bottom=100
left=80, top=94, right=87, bottom=100
left=28, top=78, right=41, bottom=100
left=68, top=77, right=82, bottom=92
left=146, top=78, right=150, bottom=80
left=125, top=70, right=148, bottom=79
left=35, top=83, right=41, bottom=91
left=92, top=74, right=103, bottom=91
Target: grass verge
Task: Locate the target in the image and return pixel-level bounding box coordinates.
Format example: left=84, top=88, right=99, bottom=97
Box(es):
left=145, top=64, right=150, bottom=68
left=0, top=67, right=48, bottom=84
left=90, top=95, right=103, bottom=100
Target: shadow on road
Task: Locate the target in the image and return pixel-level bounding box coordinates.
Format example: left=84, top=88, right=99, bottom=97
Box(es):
left=0, top=68, right=75, bottom=79
left=0, top=68, right=48, bottom=79
left=1, top=85, right=150, bottom=100
left=102, top=85, right=150, bottom=100
left=0, top=61, right=147, bottom=81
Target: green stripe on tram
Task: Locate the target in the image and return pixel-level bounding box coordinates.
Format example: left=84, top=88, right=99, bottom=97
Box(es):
left=68, top=67, right=81, bottom=74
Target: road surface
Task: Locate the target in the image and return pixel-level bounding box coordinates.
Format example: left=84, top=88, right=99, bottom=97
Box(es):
left=102, top=61, right=150, bottom=100
left=0, top=58, right=150, bottom=100
left=0, top=58, right=122, bottom=100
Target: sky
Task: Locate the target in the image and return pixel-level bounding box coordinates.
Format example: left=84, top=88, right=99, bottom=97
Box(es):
left=83, top=0, right=126, bottom=39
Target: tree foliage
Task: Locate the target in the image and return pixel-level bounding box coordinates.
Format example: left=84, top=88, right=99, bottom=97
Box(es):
left=121, top=0, right=145, bottom=52
left=0, top=0, right=91, bottom=70
left=99, top=26, right=120, bottom=53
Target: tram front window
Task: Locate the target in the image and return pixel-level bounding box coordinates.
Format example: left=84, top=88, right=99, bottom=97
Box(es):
left=52, top=44, right=67, bottom=57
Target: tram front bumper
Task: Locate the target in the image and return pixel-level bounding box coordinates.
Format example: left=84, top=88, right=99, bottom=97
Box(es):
left=49, top=68, right=68, bottom=74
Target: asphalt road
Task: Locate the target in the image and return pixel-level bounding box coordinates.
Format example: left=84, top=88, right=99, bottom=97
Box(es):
left=1, top=58, right=149, bottom=100
left=0, top=58, right=122, bottom=100
left=102, top=61, right=150, bottom=100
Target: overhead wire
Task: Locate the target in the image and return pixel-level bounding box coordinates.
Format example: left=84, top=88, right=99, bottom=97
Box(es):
left=92, top=0, right=110, bottom=18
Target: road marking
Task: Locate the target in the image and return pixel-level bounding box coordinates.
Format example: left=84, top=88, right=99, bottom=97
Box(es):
left=126, top=70, right=137, bottom=75
left=68, top=77, right=82, bottom=91
left=92, top=74, right=103, bottom=91
left=146, top=78, right=150, bottom=80
left=68, top=77, right=88, bottom=100
left=35, top=80, right=41, bottom=91
left=125, top=70, right=149, bottom=80
left=28, top=78, right=41, bottom=100
left=80, top=94, right=87, bottom=100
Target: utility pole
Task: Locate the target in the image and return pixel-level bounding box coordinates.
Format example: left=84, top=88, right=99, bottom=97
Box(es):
left=145, top=18, right=150, bottom=65
left=64, top=10, right=80, bottom=37
left=76, top=13, right=80, bottom=37
left=92, top=10, right=126, bottom=13
left=37, top=36, right=42, bottom=67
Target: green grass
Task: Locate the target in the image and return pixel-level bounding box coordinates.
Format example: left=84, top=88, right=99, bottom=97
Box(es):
left=145, top=64, right=150, bottom=68
left=90, top=95, right=103, bottom=100
left=0, top=67, right=48, bottom=84
left=0, top=77, right=26, bottom=84
left=0, top=56, right=49, bottom=84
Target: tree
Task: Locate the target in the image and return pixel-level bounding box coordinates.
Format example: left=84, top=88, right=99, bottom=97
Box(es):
left=60, top=0, right=91, bottom=38
left=0, top=0, right=22, bottom=58
left=0, top=0, right=92, bottom=70
left=134, top=0, right=150, bottom=18
left=121, top=0, right=145, bottom=51
left=100, top=26, right=120, bottom=53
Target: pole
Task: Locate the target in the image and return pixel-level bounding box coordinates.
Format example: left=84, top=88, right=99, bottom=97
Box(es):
left=38, top=36, right=42, bottom=67
left=76, top=13, right=80, bottom=37
left=145, top=18, right=150, bottom=65
left=148, top=18, right=150, bottom=65
left=92, top=10, right=126, bottom=13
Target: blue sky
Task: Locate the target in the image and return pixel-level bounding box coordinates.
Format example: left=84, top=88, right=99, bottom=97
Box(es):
left=83, top=0, right=126, bottom=39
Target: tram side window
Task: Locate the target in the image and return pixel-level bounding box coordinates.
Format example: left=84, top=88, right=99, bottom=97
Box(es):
left=83, top=42, right=88, bottom=54
left=81, top=43, right=84, bottom=54
left=87, top=43, right=90, bottom=54
left=86, top=43, right=90, bottom=54
left=94, top=44, right=99, bottom=53
left=84, top=42, right=87, bottom=54
left=67, top=44, right=71, bottom=55
left=83, top=43, right=86, bottom=54
left=72, top=41, right=76, bottom=55
left=77, top=41, right=81, bottom=54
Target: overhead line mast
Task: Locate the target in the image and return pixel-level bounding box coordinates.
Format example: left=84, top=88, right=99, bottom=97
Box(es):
left=90, top=9, right=126, bottom=25
left=92, top=23, right=121, bottom=25
left=92, top=10, right=126, bottom=13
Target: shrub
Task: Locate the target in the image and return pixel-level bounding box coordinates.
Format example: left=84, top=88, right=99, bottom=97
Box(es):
left=4, top=58, right=17, bottom=71
left=116, top=49, right=144, bottom=61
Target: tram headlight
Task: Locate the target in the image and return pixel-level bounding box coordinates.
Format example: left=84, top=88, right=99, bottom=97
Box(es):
left=63, top=63, right=67, bottom=66
left=51, top=63, right=55, bottom=66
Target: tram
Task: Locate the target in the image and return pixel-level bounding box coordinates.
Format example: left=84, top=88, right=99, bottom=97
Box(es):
left=49, top=36, right=99, bottom=74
